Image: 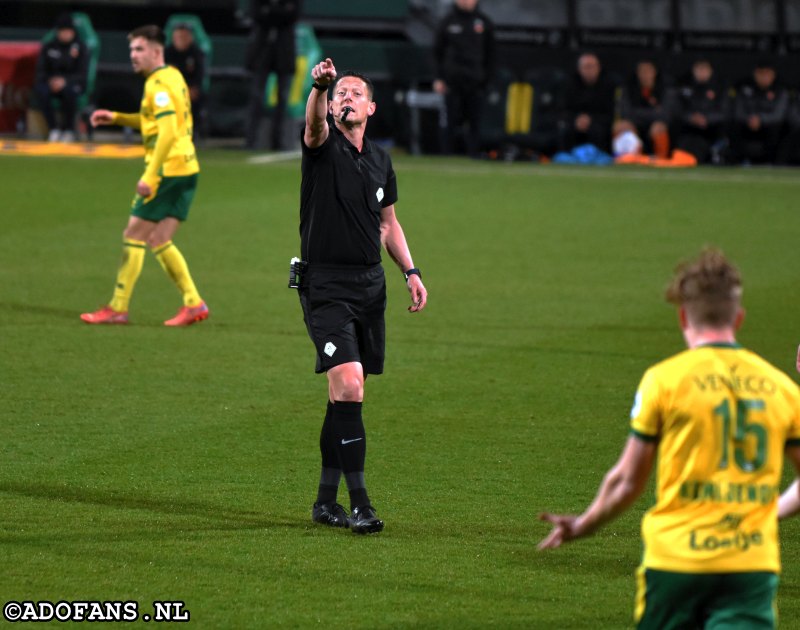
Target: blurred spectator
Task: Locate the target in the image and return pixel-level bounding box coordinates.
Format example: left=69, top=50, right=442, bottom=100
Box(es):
left=560, top=52, right=616, bottom=153
left=730, top=61, right=788, bottom=165
left=618, top=59, right=672, bottom=159
left=244, top=0, right=300, bottom=150
left=165, top=24, right=204, bottom=105
left=165, top=23, right=206, bottom=138
left=433, top=0, right=496, bottom=157
left=673, top=59, right=729, bottom=164
left=34, top=13, right=88, bottom=142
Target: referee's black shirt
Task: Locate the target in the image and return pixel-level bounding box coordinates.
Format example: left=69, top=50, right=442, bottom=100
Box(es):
left=300, top=123, right=398, bottom=266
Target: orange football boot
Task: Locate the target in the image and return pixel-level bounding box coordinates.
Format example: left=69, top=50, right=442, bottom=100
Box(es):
left=164, top=302, right=209, bottom=327
left=80, top=306, right=129, bottom=325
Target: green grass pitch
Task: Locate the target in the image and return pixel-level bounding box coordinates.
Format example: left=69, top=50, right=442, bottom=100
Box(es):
left=3, top=151, right=800, bottom=628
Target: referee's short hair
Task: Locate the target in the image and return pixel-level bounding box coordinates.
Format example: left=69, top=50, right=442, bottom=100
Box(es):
left=128, top=25, right=165, bottom=46
left=332, top=71, right=374, bottom=100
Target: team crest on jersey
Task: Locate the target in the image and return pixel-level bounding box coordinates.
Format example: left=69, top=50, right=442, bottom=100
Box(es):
left=155, top=91, right=171, bottom=107
left=474, top=19, right=485, bottom=34
left=376, top=187, right=384, bottom=203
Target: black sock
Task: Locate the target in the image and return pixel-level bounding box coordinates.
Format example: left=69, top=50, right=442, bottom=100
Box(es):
left=331, top=400, right=370, bottom=510
left=316, top=401, right=341, bottom=504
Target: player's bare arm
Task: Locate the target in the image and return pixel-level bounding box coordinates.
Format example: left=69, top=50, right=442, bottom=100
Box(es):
left=90, top=109, right=115, bottom=127
left=91, top=109, right=142, bottom=130
left=779, top=479, right=800, bottom=519
left=380, top=205, right=427, bottom=313
left=538, top=435, right=656, bottom=549
left=778, top=447, right=800, bottom=519
left=304, top=57, right=336, bottom=149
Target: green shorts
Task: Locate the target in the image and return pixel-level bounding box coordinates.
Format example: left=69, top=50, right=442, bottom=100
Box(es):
left=635, top=567, right=778, bottom=629
left=131, top=173, right=198, bottom=222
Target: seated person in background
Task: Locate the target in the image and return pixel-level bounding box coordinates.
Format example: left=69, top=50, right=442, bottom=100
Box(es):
left=618, top=59, right=672, bottom=158
left=560, top=52, right=616, bottom=153
left=165, top=23, right=206, bottom=136
left=672, top=59, right=729, bottom=164
left=34, top=12, right=88, bottom=143
left=730, top=60, right=788, bottom=165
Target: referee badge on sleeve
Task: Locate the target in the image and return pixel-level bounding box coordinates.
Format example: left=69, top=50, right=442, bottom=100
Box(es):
left=376, top=188, right=384, bottom=203
left=324, top=342, right=337, bottom=357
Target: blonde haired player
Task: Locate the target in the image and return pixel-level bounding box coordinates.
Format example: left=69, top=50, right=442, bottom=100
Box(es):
left=82, top=25, right=208, bottom=326
left=539, top=248, right=800, bottom=629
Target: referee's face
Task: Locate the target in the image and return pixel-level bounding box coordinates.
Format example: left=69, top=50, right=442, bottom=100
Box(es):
left=329, top=77, right=376, bottom=126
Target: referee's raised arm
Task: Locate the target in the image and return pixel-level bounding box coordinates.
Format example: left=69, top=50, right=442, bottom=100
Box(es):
left=304, top=57, right=336, bottom=148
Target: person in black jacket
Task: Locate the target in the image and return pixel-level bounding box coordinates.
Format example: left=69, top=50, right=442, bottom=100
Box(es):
left=165, top=23, right=207, bottom=139
left=618, top=59, right=673, bottom=158
left=730, top=61, right=788, bottom=165
left=560, top=52, right=616, bottom=153
left=244, top=0, right=300, bottom=150
left=673, top=59, right=730, bottom=164
left=433, top=0, right=496, bottom=157
left=34, top=13, right=88, bottom=142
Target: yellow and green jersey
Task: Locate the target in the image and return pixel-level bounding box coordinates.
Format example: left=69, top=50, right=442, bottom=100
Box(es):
left=139, top=65, right=198, bottom=177
left=630, top=342, right=800, bottom=574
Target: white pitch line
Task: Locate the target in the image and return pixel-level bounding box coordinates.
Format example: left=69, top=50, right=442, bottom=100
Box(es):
left=247, top=150, right=302, bottom=164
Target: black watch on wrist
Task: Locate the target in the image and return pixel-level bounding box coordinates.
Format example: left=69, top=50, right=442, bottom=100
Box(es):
left=404, top=268, right=422, bottom=281
left=312, top=82, right=328, bottom=91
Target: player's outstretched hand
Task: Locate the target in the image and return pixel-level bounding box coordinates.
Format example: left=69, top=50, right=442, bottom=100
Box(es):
left=311, top=58, right=337, bottom=87
left=90, top=109, right=114, bottom=127
left=537, top=513, right=580, bottom=550
left=407, top=275, right=427, bottom=313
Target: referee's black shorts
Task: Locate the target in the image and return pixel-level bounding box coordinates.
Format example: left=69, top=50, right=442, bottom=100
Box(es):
left=298, top=263, right=386, bottom=375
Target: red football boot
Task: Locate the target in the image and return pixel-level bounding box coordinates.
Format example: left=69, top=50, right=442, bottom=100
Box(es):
left=164, top=302, right=210, bottom=327
left=80, top=306, right=129, bottom=325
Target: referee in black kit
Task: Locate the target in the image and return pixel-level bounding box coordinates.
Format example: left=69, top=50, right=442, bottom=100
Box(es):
left=296, top=58, right=428, bottom=534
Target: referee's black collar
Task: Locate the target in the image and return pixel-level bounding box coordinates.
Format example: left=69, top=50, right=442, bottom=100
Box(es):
left=331, top=123, right=372, bottom=155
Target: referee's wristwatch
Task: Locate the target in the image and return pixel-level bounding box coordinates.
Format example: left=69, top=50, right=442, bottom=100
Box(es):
left=404, top=268, right=422, bottom=282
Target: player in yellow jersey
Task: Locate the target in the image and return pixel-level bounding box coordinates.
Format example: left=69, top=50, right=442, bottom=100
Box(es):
left=81, top=25, right=208, bottom=326
left=538, top=248, right=800, bottom=629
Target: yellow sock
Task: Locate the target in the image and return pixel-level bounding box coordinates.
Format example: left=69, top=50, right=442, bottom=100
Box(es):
left=152, top=241, right=203, bottom=307
left=109, top=239, right=146, bottom=312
